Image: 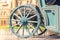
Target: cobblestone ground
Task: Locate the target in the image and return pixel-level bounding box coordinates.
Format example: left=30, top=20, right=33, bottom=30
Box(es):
left=0, top=29, right=60, bottom=40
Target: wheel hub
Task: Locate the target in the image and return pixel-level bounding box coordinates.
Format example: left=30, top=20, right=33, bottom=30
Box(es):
left=20, top=17, right=28, bottom=25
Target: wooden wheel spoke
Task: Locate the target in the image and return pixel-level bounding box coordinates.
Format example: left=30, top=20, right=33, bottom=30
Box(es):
left=28, top=14, right=37, bottom=20
left=11, top=19, right=20, bottom=22
left=18, top=9, right=23, bottom=17
left=14, top=13, right=21, bottom=19
left=16, top=25, right=22, bottom=33
left=24, top=7, right=26, bottom=17
left=25, top=25, right=31, bottom=34
left=22, top=27, right=24, bottom=36
left=26, top=9, right=32, bottom=18
left=28, top=21, right=38, bottom=23
left=28, top=24, right=35, bottom=29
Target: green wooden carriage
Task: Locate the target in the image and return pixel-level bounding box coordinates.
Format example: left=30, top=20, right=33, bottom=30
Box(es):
left=9, top=0, right=60, bottom=38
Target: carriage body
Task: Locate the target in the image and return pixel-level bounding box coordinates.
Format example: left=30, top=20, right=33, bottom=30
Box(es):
left=41, top=0, right=60, bottom=33
left=42, top=5, right=60, bottom=33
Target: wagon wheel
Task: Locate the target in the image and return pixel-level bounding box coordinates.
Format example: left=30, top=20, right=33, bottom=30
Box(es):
left=33, top=6, right=47, bottom=37
left=33, top=16, right=47, bottom=36
left=33, top=23, right=47, bottom=36
left=9, top=5, right=40, bottom=38
left=32, top=16, right=47, bottom=37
